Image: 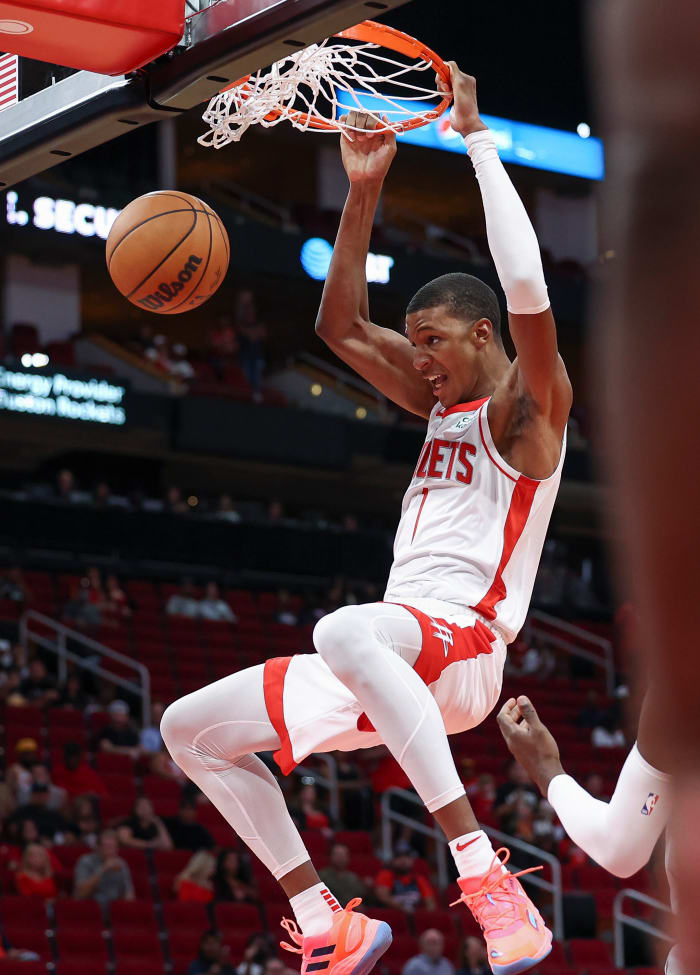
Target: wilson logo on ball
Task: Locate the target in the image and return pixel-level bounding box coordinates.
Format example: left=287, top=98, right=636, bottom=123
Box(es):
left=137, top=255, right=204, bottom=310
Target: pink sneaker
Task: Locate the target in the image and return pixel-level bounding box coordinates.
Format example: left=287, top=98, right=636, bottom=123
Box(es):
left=451, top=848, right=552, bottom=974
left=280, top=898, right=392, bottom=975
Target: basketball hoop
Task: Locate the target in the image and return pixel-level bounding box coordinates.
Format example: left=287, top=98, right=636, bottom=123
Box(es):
left=198, top=21, right=452, bottom=148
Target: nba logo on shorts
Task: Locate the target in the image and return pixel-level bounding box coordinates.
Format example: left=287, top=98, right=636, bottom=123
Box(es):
left=641, top=792, right=659, bottom=816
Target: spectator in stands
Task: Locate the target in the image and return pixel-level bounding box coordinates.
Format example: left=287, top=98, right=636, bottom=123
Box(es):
left=170, top=343, right=195, bottom=381
left=56, top=468, right=80, bottom=503
left=95, top=699, right=140, bottom=758
left=14, top=843, right=57, bottom=899
left=216, top=493, right=241, bottom=523
left=0, top=924, right=40, bottom=962
left=0, top=666, right=23, bottom=705
left=208, top=314, right=239, bottom=378
left=213, top=849, right=257, bottom=902
left=583, top=772, right=607, bottom=800
left=17, top=762, right=66, bottom=810
left=532, top=798, right=564, bottom=855
left=505, top=795, right=536, bottom=842
left=235, top=933, right=271, bottom=975
left=149, top=744, right=189, bottom=784
left=117, top=797, right=173, bottom=851
left=4, top=737, right=40, bottom=809
left=67, top=795, right=101, bottom=847
left=494, top=760, right=539, bottom=820
left=140, top=701, right=165, bottom=754
left=62, top=574, right=102, bottom=630
left=175, top=850, right=217, bottom=902
left=165, top=486, right=189, bottom=514
left=6, top=782, right=70, bottom=843
left=53, top=743, right=107, bottom=799
left=167, top=579, right=200, bottom=618
left=188, top=930, right=236, bottom=975
left=374, top=850, right=437, bottom=913
left=263, top=960, right=296, bottom=975
left=292, top=781, right=332, bottom=833
left=92, top=480, right=113, bottom=509
left=0, top=566, right=33, bottom=603
left=267, top=499, right=284, bottom=522
left=575, top=690, right=612, bottom=730
left=74, top=828, right=134, bottom=905
left=165, top=798, right=215, bottom=851
left=145, top=334, right=173, bottom=373
left=102, top=573, right=131, bottom=623
left=319, top=843, right=369, bottom=905
left=234, top=289, right=267, bottom=396
left=19, top=657, right=58, bottom=706
left=402, top=930, right=454, bottom=975
left=57, top=672, right=91, bottom=710
left=199, top=582, right=237, bottom=622
left=465, top=773, right=496, bottom=824
left=274, top=589, right=298, bottom=626
left=457, top=937, right=489, bottom=975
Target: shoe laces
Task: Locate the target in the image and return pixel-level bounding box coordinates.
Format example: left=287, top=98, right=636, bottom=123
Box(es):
left=280, top=898, right=363, bottom=955
left=450, top=848, right=543, bottom=935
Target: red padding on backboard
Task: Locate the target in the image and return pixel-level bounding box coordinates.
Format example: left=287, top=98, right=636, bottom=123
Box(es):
left=0, top=0, right=185, bottom=75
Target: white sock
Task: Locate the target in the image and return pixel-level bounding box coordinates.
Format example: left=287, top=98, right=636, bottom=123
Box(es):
left=290, top=883, right=342, bottom=938
left=449, top=829, right=504, bottom=879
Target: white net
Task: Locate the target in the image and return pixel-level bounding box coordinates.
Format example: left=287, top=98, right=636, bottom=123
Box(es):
left=199, top=33, right=447, bottom=149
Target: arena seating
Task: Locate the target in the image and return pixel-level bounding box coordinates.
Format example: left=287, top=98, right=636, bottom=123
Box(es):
left=0, top=568, right=666, bottom=975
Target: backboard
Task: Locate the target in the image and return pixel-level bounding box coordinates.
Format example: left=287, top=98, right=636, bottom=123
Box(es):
left=0, top=0, right=411, bottom=188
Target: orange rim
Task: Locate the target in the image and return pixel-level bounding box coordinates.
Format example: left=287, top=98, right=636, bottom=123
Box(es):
left=222, top=20, right=452, bottom=133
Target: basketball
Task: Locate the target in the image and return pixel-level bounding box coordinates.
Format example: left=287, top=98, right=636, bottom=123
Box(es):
left=105, top=190, right=230, bottom=315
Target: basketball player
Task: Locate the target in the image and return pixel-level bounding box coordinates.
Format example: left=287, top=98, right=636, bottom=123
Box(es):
left=497, top=693, right=679, bottom=974
left=161, top=63, right=570, bottom=975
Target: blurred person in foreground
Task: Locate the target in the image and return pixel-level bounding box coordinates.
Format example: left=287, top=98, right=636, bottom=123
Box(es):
left=497, top=694, right=676, bottom=973
left=403, top=930, right=454, bottom=975
left=74, top=828, right=134, bottom=905
left=594, top=1, right=700, bottom=969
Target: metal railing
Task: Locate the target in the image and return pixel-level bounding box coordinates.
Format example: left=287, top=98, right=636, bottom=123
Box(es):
left=380, top=787, right=564, bottom=940
left=294, top=754, right=340, bottom=824
left=20, top=610, right=151, bottom=728
left=527, top=610, right=616, bottom=695
left=613, top=888, right=673, bottom=969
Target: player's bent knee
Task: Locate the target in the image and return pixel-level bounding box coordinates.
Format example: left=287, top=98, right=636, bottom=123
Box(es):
left=160, top=697, right=192, bottom=763
left=313, top=605, right=368, bottom=672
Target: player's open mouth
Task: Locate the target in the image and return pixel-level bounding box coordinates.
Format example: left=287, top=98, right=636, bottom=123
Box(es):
left=427, top=373, right=447, bottom=394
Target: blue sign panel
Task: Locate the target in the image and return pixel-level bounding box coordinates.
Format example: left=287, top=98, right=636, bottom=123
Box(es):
left=335, top=92, right=604, bottom=181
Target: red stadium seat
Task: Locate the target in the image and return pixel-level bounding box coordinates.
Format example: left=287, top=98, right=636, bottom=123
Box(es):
left=569, top=938, right=612, bottom=967
left=333, top=831, right=374, bottom=855
left=55, top=964, right=108, bottom=975
left=55, top=927, right=109, bottom=963
left=162, top=901, right=210, bottom=931
left=167, top=929, right=205, bottom=959
left=54, top=897, right=103, bottom=928
left=0, top=896, right=47, bottom=926
left=364, top=907, right=409, bottom=934
left=110, top=898, right=158, bottom=932
left=0, top=963, right=46, bottom=975
left=153, top=849, right=192, bottom=874
left=214, top=902, right=263, bottom=931
left=413, top=908, right=459, bottom=936
left=114, top=961, right=166, bottom=975
left=94, top=752, right=135, bottom=775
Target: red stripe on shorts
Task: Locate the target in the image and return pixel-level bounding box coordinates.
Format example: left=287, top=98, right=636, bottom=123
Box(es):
left=263, top=656, right=296, bottom=775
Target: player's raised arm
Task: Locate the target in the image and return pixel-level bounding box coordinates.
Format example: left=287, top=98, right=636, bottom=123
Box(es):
left=445, top=66, right=572, bottom=423
left=315, top=113, right=435, bottom=418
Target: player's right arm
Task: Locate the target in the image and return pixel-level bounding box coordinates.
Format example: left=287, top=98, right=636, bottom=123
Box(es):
left=315, top=115, right=434, bottom=419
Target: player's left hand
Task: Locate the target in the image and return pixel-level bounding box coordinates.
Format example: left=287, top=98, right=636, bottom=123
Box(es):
left=497, top=695, right=565, bottom=797
left=436, top=63, right=488, bottom=138
left=339, top=112, right=397, bottom=184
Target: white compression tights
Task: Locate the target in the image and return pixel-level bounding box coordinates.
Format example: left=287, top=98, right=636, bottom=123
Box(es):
left=313, top=603, right=466, bottom=813
left=161, top=603, right=467, bottom=882
left=160, top=664, right=309, bottom=880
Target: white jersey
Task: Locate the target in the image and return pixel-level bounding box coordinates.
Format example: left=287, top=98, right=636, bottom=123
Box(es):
left=384, top=396, right=566, bottom=644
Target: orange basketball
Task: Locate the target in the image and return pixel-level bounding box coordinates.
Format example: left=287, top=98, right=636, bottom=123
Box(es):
left=106, top=190, right=230, bottom=315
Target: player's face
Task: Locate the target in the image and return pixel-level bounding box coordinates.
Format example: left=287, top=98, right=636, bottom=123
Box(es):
left=406, top=306, right=478, bottom=408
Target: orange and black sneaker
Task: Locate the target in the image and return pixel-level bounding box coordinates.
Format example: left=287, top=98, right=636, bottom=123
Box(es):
left=451, top=848, right=552, bottom=974
left=280, top=898, right=392, bottom=975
